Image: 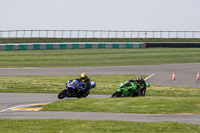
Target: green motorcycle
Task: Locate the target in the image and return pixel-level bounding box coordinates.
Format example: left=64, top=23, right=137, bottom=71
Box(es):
left=111, top=81, right=150, bottom=97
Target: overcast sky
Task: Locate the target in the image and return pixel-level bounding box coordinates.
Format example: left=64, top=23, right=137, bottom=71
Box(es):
left=0, top=0, right=200, bottom=31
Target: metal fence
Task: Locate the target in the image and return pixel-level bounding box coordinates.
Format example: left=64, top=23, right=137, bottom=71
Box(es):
left=1, top=30, right=200, bottom=38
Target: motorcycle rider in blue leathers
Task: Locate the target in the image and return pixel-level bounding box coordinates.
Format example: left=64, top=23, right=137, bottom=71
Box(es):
left=76, top=73, right=91, bottom=98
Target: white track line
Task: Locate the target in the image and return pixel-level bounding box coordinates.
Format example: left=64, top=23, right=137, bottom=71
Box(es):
left=145, top=74, right=155, bottom=81
left=0, top=102, right=51, bottom=113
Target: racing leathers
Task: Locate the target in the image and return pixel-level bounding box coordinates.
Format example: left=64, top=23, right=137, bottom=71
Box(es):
left=120, top=79, right=146, bottom=96
left=77, top=77, right=91, bottom=97
left=129, top=79, right=146, bottom=96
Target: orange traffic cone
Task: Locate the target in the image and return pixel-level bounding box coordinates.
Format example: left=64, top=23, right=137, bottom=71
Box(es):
left=172, top=72, right=175, bottom=80
left=196, top=72, right=200, bottom=80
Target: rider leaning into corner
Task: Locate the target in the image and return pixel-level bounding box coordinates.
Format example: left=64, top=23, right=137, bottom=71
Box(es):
left=76, top=73, right=91, bottom=97
left=121, top=76, right=148, bottom=96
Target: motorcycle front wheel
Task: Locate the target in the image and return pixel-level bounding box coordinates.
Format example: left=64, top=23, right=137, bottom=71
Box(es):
left=84, top=91, right=90, bottom=98
left=111, top=91, right=122, bottom=97
left=58, top=89, right=67, bottom=99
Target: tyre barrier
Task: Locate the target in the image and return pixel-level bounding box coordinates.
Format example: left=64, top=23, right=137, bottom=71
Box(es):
left=0, top=42, right=146, bottom=51
left=146, top=42, right=200, bottom=48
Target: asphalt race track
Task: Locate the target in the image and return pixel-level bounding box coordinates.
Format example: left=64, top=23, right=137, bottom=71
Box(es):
left=1, top=63, right=200, bottom=88
left=0, top=63, right=200, bottom=125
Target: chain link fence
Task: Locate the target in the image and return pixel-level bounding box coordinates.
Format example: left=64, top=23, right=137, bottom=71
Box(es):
left=1, top=30, right=200, bottom=38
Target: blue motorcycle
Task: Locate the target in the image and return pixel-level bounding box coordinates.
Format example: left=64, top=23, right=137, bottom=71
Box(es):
left=58, top=79, right=96, bottom=99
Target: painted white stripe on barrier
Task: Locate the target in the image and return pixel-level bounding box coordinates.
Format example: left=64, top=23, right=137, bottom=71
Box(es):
left=0, top=45, right=6, bottom=50
left=119, top=44, right=126, bottom=48
left=67, top=44, right=73, bottom=49
left=13, top=44, right=20, bottom=50
left=27, top=44, right=34, bottom=50
left=53, top=44, right=60, bottom=49
left=79, top=44, right=85, bottom=49
left=92, top=44, right=98, bottom=49
left=40, top=44, right=46, bottom=50
left=105, top=43, right=112, bottom=49
left=133, top=44, right=139, bottom=48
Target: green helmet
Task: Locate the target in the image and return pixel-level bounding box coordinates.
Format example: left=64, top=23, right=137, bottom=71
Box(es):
left=136, top=76, right=143, bottom=82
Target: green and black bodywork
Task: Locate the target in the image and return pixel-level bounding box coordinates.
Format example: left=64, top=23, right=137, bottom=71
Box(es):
left=111, top=81, right=150, bottom=97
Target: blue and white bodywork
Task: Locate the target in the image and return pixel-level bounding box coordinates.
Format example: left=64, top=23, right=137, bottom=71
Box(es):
left=58, top=79, right=96, bottom=99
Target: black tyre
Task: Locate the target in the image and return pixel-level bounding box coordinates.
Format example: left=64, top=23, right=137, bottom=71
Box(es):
left=111, top=91, right=122, bottom=97
left=58, top=89, right=67, bottom=99
left=84, top=91, right=90, bottom=98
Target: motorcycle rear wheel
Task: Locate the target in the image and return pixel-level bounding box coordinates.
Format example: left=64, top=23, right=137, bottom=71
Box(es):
left=58, top=89, right=67, bottom=99
left=111, top=91, right=122, bottom=97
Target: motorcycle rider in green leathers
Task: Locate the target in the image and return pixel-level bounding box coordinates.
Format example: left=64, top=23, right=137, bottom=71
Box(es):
left=121, top=76, right=148, bottom=96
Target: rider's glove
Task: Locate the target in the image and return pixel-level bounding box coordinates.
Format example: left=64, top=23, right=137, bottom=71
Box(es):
left=78, top=87, right=84, bottom=91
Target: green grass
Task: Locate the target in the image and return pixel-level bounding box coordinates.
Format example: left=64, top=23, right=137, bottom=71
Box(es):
left=0, top=75, right=143, bottom=94
left=1, top=75, right=199, bottom=114
left=1, top=38, right=200, bottom=44
left=0, top=119, right=199, bottom=133
left=0, top=75, right=199, bottom=97
left=1, top=41, right=200, bottom=131
left=147, top=85, right=200, bottom=97
left=1, top=48, right=200, bottom=68
left=42, top=97, right=200, bottom=114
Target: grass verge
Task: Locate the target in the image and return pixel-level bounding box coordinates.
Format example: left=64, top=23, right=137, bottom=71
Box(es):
left=42, top=97, right=200, bottom=114
left=0, top=75, right=199, bottom=97
left=0, top=119, right=199, bottom=133
left=1, top=48, right=200, bottom=67
left=0, top=75, right=143, bottom=94
left=1, top=38, right=200, bottom=44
